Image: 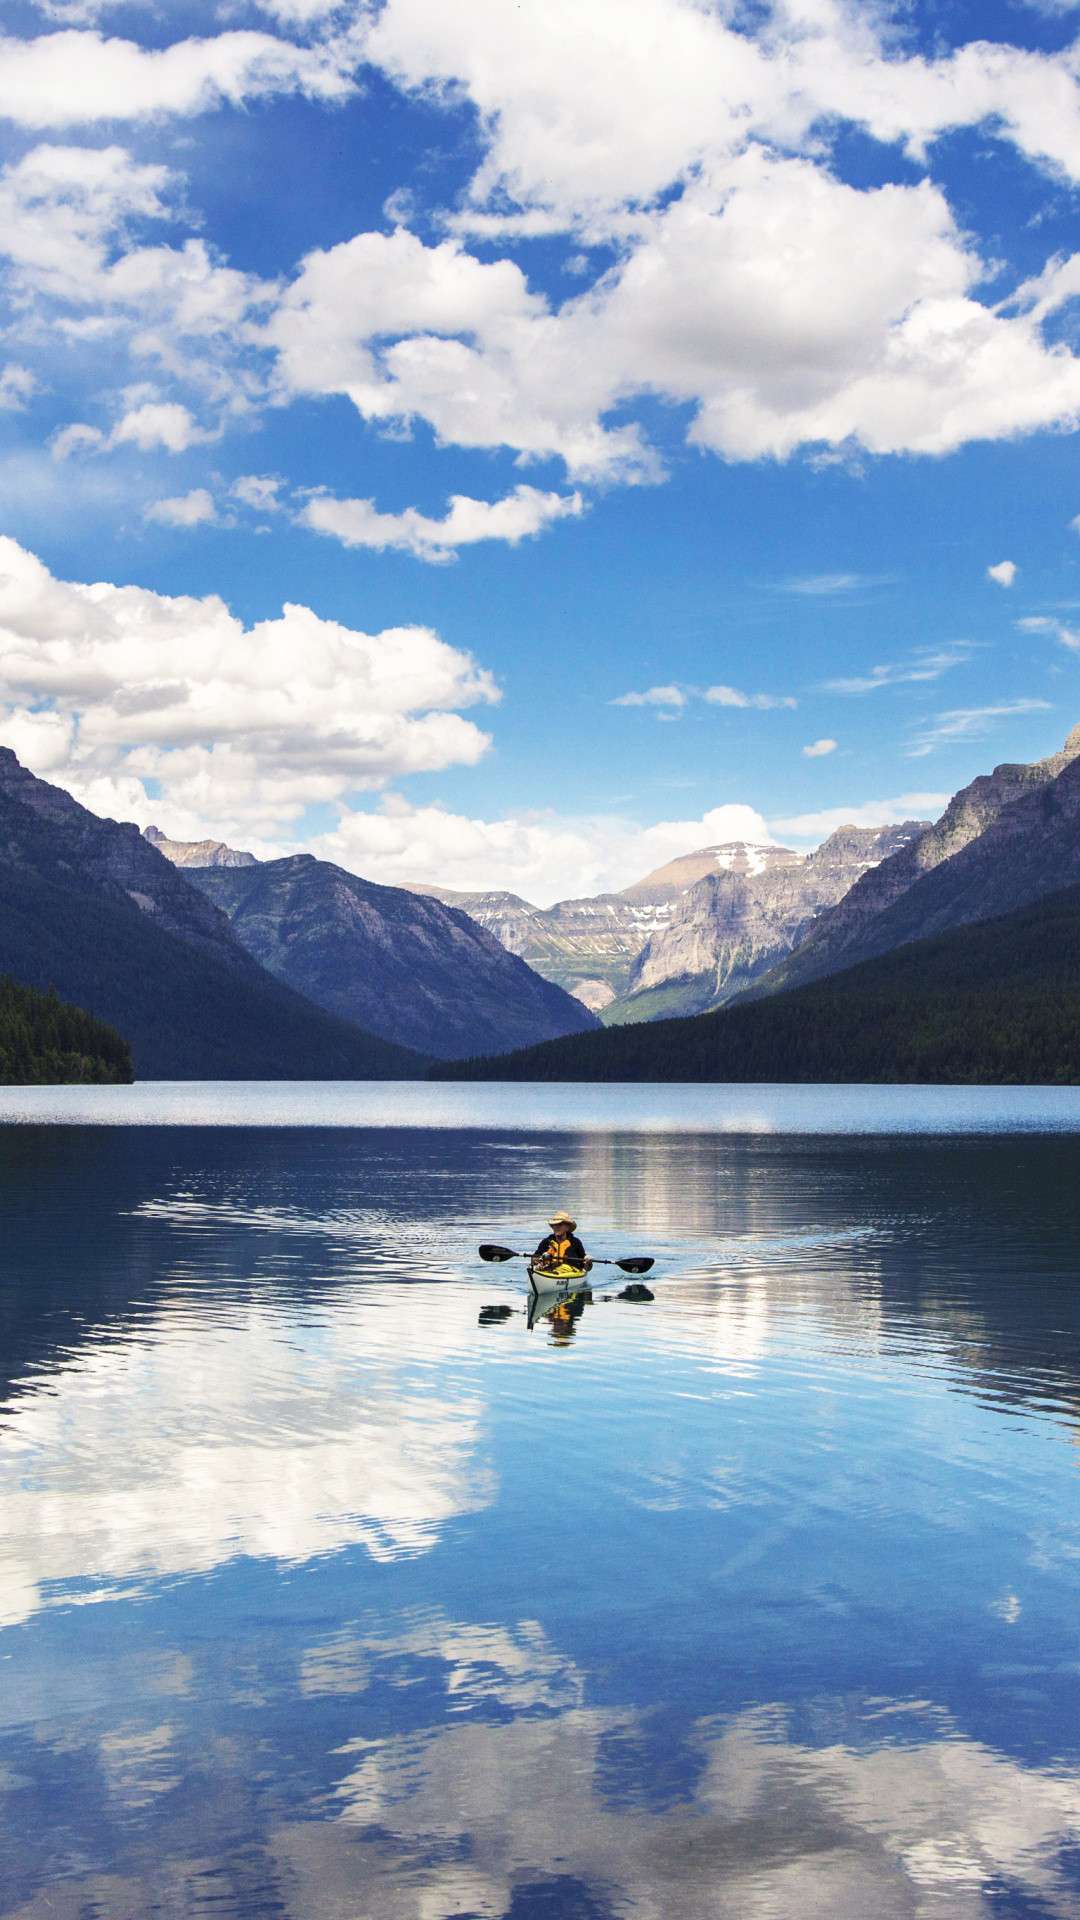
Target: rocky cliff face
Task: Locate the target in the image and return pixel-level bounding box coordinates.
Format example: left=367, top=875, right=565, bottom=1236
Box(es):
left=614, top=824, right=926, bottom=1019
left=763, top=725, right=1080, bottom=993
left=405, top=844, right=796, bottom=1005
left=191, top=856, right=599, bottom=1060
left=144, top=825, right=256, bottom=869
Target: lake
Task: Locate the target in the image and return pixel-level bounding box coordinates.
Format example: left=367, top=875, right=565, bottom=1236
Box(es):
left=2, top=1084, right=1080, bottom=1918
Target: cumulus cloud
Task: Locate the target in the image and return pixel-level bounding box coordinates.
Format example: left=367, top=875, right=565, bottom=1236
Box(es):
left=268, top=151, right=1080, bottom=477
left=300, top=484, right=583, bottom=562
left=365, top=0, right=1080, bottom=221
left=803, top=737, right=837, bottom=757
left=143, top=488, right=216, bottom=528
left=0, top=535, right=498, bottom=840
left=824, top=645, right=974, bottom=694
left=987, top=560, right=1018, bottom=586
left=231, top=473, right=285, bottom=513
left=907, top=698, right=1053, bottom=756
left=0, top=25, right=357, bottom=128
left=52, top=399, right=213, bottom=460
left=311, top=798, right=777, bottom=905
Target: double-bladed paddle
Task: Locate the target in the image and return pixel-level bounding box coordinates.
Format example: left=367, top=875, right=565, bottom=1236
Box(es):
left=478, top=1242, right=654, bottom=1275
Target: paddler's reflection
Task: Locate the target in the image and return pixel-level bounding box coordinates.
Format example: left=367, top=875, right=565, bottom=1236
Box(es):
left=546, top=1288, right=590, bottom=1343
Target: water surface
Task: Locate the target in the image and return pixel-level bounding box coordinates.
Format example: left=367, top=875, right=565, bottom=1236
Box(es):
left=2, top=1089, right=1080, bottom=1917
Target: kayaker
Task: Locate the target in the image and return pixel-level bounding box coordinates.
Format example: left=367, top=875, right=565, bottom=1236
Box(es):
left=532, top=1210, right=589, bottom=1274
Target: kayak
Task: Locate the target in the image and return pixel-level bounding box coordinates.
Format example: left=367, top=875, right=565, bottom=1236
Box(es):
left=527, top=1260, right=590, bottom=1287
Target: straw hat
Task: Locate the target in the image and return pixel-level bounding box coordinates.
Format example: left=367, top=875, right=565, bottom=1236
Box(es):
left=548, top=1209, right=577, bottom=1228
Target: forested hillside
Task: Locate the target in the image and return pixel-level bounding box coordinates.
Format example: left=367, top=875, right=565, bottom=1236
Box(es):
left=433, top=886, right=1080, bottom=1085
left=0, top=977, right=132, bottom=1085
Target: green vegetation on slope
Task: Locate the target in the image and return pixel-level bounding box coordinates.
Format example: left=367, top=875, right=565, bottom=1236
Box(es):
left=0, top=976, right=132, bottom=1085
left=432, top=885, right=1080, bottom=1084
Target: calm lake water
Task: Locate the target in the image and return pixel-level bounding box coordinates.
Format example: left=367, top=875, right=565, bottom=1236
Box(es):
left=2, top=1084, right=1080, bottom=1918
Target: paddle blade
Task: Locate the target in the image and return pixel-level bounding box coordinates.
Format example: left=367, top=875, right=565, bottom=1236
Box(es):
left=616, top=1256, right=654, bottom=1274
left=479, top=1243, right=521, bottom=1263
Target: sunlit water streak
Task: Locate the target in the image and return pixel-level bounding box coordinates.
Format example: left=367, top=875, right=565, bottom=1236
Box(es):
left=1, top=1095, right=1080, bottom=1916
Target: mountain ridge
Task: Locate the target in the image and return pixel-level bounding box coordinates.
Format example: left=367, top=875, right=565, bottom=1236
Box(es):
left=758, top=726, right=1080, bottom=995
left=0, top=748, right=422, bottom=1079
left=189, top=854, right=598, bottom=1059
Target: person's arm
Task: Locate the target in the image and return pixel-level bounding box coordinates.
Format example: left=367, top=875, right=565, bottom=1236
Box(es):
left=534, top=1234, right=553, bottom=1258
left=568, top=1235, right=586, bottom=1262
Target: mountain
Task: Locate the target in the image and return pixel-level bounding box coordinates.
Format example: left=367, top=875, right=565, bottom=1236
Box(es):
left=0, top=975, right=132, bottom=1085
left=404, top=844, right=795, bottom=1011
left=0, top=748, right=421, bottom=1079
left=609, top=824, right=926, bottom=1022
left=431, top=884, right=1080, bottom=1086
left=143, top=825, right=256, bottom=868
left=760, top=725, right=1080, bottom=995
left=187, top=856, right=599, bottom=1059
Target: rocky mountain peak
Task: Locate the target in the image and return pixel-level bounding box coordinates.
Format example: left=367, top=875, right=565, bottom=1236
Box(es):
left=618, top=818, right=926, bottom=1017
left=144, top=825, right=258, bottom=869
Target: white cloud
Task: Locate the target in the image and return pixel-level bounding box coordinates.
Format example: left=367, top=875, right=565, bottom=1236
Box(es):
left=0, top=25, right=357, bottom=129
left=52, top=399, right=213, bottom=459
left=907, top=699, right=1053, bottom=756
left=803, top=737, right=837, bottom=757
left=255, top=0, right=344, bottom=21
left=365, top=0, right=1080, bottom=223
left=231, top=473, right=285, bottom=513
left=269, top=151, right=1080, bottom=478
left=0, top=535, right=498, bottom=840
left=613, top=682, right=796, bottom=711
left=143, top=488, right=216, bottom=528
left=704, top=685, right=798, bottom=711
left=113, top=400, right=210, bottom=454
left=300, top=484, right=583, bottom=562
left=267, top=223, right=655, bottom=483
left=824, top=645, right=974, bottom=694
left=779, top=573, right=882, bottom=596
left=1017, top=613, right=1080, bottom=650
left=771, top=792, right=950, bottom=839
left=611, top=684, right=688, bottom=709
left=312, top=797, right=777, bottom=905
left=0, top=365, right=36, bottom=411
left=987, top=560, right=1018, bottom=586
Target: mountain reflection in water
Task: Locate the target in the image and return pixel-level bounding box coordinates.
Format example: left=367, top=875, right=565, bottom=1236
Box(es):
left=2, top=1110, right=1080, bottom=1918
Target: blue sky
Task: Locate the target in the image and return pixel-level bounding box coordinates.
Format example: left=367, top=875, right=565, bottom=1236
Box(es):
left=0, top=0, right=1079, bottom=900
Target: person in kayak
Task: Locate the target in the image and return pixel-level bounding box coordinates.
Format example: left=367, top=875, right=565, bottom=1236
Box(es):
left=532, top=1210, right=590, bottom=1275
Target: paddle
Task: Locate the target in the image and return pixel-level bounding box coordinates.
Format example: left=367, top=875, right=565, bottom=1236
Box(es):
left=478, top=1243, right=654, bottom=1275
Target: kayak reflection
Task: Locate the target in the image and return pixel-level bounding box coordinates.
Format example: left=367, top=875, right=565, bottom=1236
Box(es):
left=478, top=1274, right=656, bottom=1342
left=528, top=1278, right=592, bottom=1341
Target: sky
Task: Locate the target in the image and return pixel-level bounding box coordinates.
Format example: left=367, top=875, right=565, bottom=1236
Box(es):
left=0, top=0, right=1079, bottom=903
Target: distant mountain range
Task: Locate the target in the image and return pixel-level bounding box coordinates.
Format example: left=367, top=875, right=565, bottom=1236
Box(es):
left=434, top=884, right=1080, bottom=1085
left=184, top=854, right=597, bottom=1060
left=612, top=825, right=925, bottom=1021
left=432, top=722, right=1080, bottom=1084
left=8, top=716, right=1080, bottom=1085
left=404, top=830, right=927, bottom=1020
